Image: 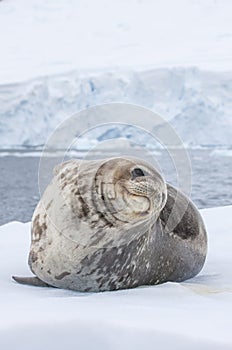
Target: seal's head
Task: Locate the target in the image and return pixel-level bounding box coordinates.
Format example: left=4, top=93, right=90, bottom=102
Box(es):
left=94, top=157, right=167, bottom=226
left=48, top=156, right=168, bottom=247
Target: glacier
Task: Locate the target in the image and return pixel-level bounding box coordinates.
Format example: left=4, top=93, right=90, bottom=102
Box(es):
left=1, top=0, right=232, bottom=149
left=0, top=67, right=232, bottom=149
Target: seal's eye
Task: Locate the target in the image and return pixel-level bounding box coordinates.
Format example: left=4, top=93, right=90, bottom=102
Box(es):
left=131, top=168, right=149, bottom=180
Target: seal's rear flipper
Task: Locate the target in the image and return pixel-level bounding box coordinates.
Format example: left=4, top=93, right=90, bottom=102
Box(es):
left=12, top=276, right=51, bottom=288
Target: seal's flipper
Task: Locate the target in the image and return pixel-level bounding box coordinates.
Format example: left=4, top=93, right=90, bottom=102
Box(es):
left=12, top=276, right=51, bottom=288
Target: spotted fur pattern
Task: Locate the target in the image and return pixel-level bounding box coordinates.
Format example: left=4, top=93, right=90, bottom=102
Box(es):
left=14, top=157, right=207, bottom=292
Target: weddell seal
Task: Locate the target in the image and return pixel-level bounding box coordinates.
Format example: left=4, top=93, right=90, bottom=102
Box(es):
left=13, top=157, right=207, bottom=292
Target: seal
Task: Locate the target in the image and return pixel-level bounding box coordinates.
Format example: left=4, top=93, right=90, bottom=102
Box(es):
left=13, top=157, right=207, bottom=292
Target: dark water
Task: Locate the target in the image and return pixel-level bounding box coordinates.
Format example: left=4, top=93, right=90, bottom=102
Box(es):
left=0, top=150, right=231, bottom=225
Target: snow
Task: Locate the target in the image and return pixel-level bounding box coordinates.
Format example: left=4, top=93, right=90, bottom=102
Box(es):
left=0, top=206, right=232, bottom=349
left=210, top=149, right=232, bottom=157
left=0, top=0, right=232, bottom=149
left=1, top=0, right=232, bottom=84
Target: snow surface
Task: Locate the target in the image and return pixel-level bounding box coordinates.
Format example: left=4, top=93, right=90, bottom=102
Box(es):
left=0, top=206, right=232, bottom=349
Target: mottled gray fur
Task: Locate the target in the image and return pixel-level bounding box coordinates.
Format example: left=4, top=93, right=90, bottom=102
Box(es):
left=13, top=157, right=207, bottom=292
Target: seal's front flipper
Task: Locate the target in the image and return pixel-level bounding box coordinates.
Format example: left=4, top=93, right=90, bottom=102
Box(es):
left=12, top=276, right=51, bottom=288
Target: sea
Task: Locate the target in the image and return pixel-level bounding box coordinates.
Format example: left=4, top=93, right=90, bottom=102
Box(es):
left=0, top=149, right=231, bottom=225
